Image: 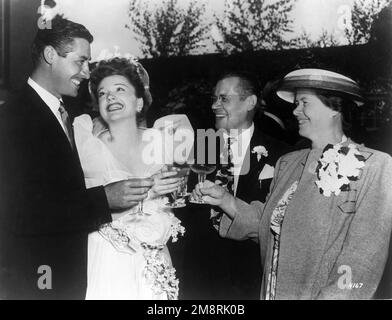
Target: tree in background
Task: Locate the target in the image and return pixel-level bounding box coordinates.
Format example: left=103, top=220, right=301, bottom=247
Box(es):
left=126, top=0, right=210, bottom=58
left=345, top=0, right=391, bottom=45
left=213, top=0, right=296, bottom=54
left=293, top=29, right=340, bottom=49
left=370, top=2, right=392, bottom=48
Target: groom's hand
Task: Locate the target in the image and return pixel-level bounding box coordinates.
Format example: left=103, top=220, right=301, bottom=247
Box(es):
left=104, top=178, right=154, bottom=210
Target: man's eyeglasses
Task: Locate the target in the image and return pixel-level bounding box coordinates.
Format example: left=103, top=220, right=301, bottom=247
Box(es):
left=210, top=94, right=247, bottom=105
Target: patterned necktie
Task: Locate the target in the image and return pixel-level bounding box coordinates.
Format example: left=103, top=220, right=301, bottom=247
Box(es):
left=58, top=101, right=75, bottom=149
left=218, top=135, right=235, bottom=193
left=211, top=135, right=235, bottom=229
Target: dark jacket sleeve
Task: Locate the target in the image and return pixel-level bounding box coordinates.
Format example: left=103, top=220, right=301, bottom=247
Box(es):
left=0, top=103, right=111, bottom=236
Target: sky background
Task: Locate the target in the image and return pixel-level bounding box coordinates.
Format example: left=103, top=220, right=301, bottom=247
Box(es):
left=53, top=0, right=359, bottom=59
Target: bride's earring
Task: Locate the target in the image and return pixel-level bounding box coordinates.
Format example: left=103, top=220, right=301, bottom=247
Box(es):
left=137, top=99, right=143, bottom=113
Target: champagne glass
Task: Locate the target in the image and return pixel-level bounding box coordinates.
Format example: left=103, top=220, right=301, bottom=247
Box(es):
left=189, top=164, right=216, bottom=204
left=132, top=175, right=153, bottom=216
left=107, top=170, right=153, bottom=217
left=165, top=162, right=190, bottom=208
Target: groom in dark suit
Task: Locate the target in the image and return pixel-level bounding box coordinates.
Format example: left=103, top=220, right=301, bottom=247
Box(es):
left=0, top=16, right=152, bottom=300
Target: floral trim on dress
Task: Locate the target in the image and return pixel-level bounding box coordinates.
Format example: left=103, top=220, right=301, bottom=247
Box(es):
left=266, top=181, right=298, bottom=300
left=169, top=214, right=186, bottom=242
left=99, top=222, right=137, bottom=254
left=143, top=243, right=180, bottom=300
left=99, top=212, right=185, bottom=300
left=315, top=140, right=366, bottom=197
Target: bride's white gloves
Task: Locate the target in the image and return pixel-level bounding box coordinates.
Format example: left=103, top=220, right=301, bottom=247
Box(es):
left=192, top=180, right=238, bottom=219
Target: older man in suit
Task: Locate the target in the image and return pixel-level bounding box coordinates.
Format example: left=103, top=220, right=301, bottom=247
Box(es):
left=0, top=16, right=152, bottom=300
left=174, top=71, right=289, bottom=299
left=206, top=71, right=290, bottom=299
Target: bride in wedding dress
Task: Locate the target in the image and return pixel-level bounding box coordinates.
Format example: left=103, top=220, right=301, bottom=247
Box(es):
left=73, top=57, right=191, bottom=300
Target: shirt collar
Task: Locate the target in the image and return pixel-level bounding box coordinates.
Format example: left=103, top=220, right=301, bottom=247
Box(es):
left=236, top=123, right=254, bottom=145
left=28, top=77, right=62, bottom=113
left=224, top=123, right=254, bottom=144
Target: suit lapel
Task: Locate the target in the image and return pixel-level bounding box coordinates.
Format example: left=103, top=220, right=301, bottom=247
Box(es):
left=236, top=127, right=266, bottom=199
left=24, top=85, right=84, bottom=178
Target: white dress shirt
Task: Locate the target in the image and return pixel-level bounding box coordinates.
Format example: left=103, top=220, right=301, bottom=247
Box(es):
left=27, top=77, right=68, bottom=134
left=221, top=123, right=254, bottom=196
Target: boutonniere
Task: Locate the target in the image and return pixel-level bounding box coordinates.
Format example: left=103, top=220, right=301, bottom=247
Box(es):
left=252, top=145, right=268, bottom=162
left=315, top=143, right=366, bottom=197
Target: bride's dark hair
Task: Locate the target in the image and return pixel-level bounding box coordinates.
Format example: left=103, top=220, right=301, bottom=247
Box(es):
left=89, top=57, right=151, bottom=125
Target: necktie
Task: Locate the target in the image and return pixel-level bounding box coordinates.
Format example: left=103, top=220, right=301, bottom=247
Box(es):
left=211, top=135, right=235, bottom=229
left=218, top=135, right=235, bottom=193
left=225, top=136, right=235, bottom=194
left=58, top=101, right=75, bottom=149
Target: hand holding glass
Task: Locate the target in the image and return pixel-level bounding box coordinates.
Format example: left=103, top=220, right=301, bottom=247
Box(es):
left=165, top=163, right=190, bottom=208
left=189, top=164, right=216, bottom=204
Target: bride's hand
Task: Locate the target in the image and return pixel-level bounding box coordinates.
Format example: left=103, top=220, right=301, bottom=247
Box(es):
left=150, top=169, right=182, bottom=198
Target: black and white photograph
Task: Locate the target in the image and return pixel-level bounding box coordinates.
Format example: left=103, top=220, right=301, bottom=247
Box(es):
left=0, top=0, right=391, bottom=304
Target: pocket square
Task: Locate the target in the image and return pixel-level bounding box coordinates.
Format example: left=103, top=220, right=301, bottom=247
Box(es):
left=259, top=164, right=275, bottom=180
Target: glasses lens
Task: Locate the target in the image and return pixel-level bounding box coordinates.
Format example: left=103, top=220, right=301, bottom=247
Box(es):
left=211, top=95, right=219, bottom=104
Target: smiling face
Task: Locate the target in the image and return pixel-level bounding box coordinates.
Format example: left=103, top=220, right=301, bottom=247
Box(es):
left=212, top=77, right=253, bottom=130
left=293, top=89, right=338, bottom=140
left=97, top=74, right=143, bottom=124
left=50, top=37, right=91, bottom=98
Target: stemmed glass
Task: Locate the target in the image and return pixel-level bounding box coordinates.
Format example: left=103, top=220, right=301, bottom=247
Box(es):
left=132, top=174, right=153, bottom=216
left=107, top=170, right=153, bottom=217
left=165, top=163, right=190, bottom=208
left=189, top=164, right=216, bottom=204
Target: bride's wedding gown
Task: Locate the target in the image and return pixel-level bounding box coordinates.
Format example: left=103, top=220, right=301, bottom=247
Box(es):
left=74, top=115, right=184, bottom=300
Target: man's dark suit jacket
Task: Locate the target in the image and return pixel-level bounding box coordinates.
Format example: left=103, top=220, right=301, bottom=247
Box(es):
left=0, top=85, right=111, bottom=299
left=171, top=126, right=290, bottom=300
left=222, top=126, right=289, bottom=299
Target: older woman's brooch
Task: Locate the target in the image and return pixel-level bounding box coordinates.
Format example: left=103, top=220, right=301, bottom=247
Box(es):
left=315, top=144, right=366, bottom=197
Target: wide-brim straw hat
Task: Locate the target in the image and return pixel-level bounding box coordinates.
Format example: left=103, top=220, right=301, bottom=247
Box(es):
left=277, top=68, right=364, bottom=106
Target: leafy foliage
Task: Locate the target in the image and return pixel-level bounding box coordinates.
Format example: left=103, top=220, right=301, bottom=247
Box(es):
left=345, top=0, right=391, bottom=45
left=162, top=80, right=214, bottom=129
left=126, top=0, right=210, bottom=58
left=213, top=0, right=296, bottom=53
left=293, top=29, right=340, bottom=49
left=370, top=2, right=392, bottom=46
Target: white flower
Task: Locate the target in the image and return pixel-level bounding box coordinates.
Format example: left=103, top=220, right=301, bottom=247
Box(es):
left=169, top=216, right=185, bottom=243
left=315, top=143, right=365, bottom=197
left=122, top=213, right=166, bottom=246
left=252, top=145, right=268, bottom=161
left=143, top=247, right=179, bottom=300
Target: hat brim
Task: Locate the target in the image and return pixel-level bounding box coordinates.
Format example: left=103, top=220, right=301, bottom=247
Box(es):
left=277, top=77, right=365, bottom=106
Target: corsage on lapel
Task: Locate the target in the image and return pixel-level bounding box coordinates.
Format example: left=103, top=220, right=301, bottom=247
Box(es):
left=315, top=143, right=366, bottom=197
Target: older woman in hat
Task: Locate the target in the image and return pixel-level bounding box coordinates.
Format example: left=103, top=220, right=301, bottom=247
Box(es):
left=193, top=68, right=392, bottom=299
